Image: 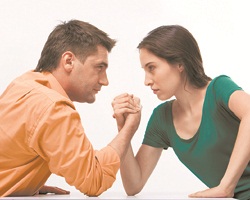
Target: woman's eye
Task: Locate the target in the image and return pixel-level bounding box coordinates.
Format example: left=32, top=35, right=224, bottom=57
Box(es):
left=148, top=65, right=155, bottom=72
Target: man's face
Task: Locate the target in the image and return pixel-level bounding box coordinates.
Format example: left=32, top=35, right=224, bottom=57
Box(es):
left=68, top=45, right=109, bottom=103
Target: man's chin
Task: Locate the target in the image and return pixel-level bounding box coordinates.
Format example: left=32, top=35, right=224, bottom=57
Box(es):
left=74, top=94, right=96, bottom=103
left=86, top=96, right=96, bottom=104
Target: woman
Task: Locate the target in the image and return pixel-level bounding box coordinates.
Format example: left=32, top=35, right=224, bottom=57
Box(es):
left=112, top=25, right=250, bottom=200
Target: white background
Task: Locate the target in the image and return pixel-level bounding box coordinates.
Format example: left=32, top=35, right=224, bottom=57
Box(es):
left=1, top=0, right=250, bottom=198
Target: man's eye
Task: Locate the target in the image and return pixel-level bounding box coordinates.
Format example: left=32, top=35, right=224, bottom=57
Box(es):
left=97, top=66, right=104, bottom=70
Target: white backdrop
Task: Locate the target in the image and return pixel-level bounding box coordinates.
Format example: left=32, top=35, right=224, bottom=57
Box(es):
left=1, top=0, right=250, bottom=197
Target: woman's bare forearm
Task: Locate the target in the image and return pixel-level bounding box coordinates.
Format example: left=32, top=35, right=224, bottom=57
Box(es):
left=220, top=114, right=250, bottom=190
left=120, top=144, right=144, bottom=195
left=120, top=144, right=163, bottom=196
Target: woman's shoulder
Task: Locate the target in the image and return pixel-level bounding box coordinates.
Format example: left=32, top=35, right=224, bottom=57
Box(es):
left=209, top=74, right=241, bottom=90
left=206, top=74, right=242, bottom=104
left=210, top=74, right=231, bottom=84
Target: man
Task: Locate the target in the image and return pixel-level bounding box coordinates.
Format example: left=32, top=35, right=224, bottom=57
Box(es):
left=0, top=20, right=141, bottom=197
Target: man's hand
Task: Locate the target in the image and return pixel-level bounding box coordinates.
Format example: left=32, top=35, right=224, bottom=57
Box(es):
left=109, top=93, right=141, bottom=159
left=112, top=93, right=141, bottom=131
left=38, top=185, right=70, bottom=195
left=124, top=95, right=141, bottom=133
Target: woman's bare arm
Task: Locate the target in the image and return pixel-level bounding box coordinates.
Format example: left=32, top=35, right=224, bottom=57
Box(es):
left=120, top=144, right=162, bottom=195
left=190, top=90, right=250, bottom=198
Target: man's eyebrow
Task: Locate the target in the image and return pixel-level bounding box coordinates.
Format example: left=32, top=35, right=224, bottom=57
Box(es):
left=97, top=62, right=108, bottom=67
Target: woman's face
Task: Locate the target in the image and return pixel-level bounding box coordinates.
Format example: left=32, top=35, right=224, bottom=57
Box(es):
left=140, top=48, right=184, bottom=101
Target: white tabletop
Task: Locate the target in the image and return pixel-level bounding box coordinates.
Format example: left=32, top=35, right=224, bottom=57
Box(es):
left=0, top=192, right=237, bottom=199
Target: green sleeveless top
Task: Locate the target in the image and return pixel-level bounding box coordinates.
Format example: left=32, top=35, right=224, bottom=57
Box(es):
left=143, top=75, right=250, bottom=200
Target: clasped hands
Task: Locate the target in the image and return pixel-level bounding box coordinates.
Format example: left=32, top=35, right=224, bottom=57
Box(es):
left=112, top=93, right=142, bottom=131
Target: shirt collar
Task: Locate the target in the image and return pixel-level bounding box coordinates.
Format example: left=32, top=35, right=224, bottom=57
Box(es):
left=41, top=71, right=70, bottom=99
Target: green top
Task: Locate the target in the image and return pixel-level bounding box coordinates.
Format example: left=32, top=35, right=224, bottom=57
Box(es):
left=143, top=75, right=250, bottom=200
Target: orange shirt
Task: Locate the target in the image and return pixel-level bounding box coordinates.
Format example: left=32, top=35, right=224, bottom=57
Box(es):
left=0, top=71, right=120, bottom=197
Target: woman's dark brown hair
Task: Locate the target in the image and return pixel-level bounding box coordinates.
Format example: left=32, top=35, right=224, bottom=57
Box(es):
left=138, top=25, right=211, bottom=88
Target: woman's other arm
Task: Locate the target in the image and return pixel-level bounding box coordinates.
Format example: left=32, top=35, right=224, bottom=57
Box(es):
left=189, top=90, right=250, bottom=198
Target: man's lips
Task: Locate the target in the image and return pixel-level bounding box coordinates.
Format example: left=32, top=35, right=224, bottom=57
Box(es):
left=94, top=89, right=101, bottom=93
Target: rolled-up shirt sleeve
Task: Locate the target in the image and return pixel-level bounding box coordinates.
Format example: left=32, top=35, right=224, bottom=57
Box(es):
left=28, top=99, right=120, bottom=196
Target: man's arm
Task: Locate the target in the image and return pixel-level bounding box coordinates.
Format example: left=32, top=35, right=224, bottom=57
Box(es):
left=31, top=96, right=141, bottom=197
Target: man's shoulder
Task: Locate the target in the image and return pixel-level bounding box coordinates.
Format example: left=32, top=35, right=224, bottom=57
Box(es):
left=9, top=71, right=75, bottom=109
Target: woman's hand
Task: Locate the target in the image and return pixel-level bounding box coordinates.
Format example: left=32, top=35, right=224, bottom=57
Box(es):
left=189, top=185, right=234, bottom=198
left=38, top=185, right=70, bottom=195
left=112, top=93, right=141, bottom=131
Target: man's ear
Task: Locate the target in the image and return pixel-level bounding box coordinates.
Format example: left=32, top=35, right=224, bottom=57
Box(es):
left=61, top=51, right=74, bottom=73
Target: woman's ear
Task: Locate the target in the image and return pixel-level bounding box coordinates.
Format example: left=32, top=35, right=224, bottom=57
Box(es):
left=62, top=51, right=74, bottom=73
left=178, top=63, right=184, bottom=72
